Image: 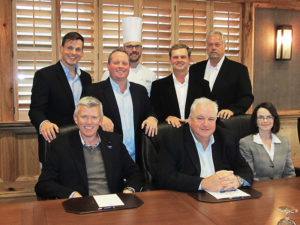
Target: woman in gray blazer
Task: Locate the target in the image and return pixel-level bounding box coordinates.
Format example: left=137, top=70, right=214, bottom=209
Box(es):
left=239, top=102, right=295, bottom=181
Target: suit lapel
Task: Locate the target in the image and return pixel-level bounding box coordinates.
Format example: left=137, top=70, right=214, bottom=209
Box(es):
left=185, top=76, right=194, bottom=118
left=98, top=131, right=114, bottom=189
left=103, top=80, right=123, bottom=134
left=183, top=126, right=200, bottom=174
left=166, top=75, right=181, bottom=117
left=129, top=83, right=139, bottom=131
left=54, top=62, right=75, bottom=108
left=69, top=132, right=89, bottom=191
left=211, top=139, right=224, bottom=171
left=211, top=57, right=229, bottom=95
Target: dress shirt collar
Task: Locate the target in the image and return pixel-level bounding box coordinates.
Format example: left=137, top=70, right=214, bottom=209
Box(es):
left=109, top=78, right=130, bottom=95
left=60, top=60, right=81, bottom=79
left=172, top=72, right=189, bottom=86
left=190, top=128, right=215, bottom=150
left=253, top=133, right=281, bottom=145
left=79, top=131, right=101, bottom=149
left=207, top=55, right=225, bottom=70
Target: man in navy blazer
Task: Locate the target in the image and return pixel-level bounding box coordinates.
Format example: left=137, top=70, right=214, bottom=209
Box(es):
left=35, top=97, right=144, bottom=199
left=29, top=32, right=92, bottom=163
left=157, top=97, right=253, bottom=192
left=189, top=30, right=253, bottom=119
left=84, top=49, right=157, bottom=167
left=150, top=43, right=210, bottom=128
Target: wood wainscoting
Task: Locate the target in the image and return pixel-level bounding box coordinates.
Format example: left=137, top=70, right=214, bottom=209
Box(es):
left=0, top=123, right=40, bottom=199
left=278, top=115, right=300, bottom=167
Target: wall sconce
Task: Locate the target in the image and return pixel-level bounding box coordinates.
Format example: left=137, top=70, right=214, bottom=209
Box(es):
left=275, top=25, right=292, bottom=60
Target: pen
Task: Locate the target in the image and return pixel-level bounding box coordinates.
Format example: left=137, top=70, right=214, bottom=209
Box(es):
left=219, top=189, right=236, bottom=193
left=230, top=196, right=243, bottom=200
left=98, top=206, right=115, bottom=211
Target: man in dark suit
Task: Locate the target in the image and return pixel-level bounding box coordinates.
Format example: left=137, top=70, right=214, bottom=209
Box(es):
left=189, top=30, right=253, bottom=119
left=157, top=97, right=253, bottom=192
left=29, top=32, right=92, bottom=163
left=150, top=44, right=210, bottom=128
left=35, top=96, right=144, bottom=199
left=84, top=49, right=157, bottom=167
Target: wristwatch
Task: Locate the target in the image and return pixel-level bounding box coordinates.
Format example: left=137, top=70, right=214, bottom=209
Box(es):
left=236, top=175, right=244, bottom=187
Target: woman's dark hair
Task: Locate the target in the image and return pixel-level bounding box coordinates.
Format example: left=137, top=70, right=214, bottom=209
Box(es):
left=251, top=102, right=280, bottom=134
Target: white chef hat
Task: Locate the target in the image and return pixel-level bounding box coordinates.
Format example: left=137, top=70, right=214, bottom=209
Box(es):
left=122, top=17, right=142, bottom=44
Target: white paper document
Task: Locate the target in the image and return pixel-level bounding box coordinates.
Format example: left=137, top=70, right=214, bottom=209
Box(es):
left=93, top=194, right=125, bottom=208
left=206, top=189, right=250, bottom=200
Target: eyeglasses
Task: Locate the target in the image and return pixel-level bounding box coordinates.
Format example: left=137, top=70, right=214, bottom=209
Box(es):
left=124, top=45, right=142, bottom=50
left=257, top=115, right=274, bottom=121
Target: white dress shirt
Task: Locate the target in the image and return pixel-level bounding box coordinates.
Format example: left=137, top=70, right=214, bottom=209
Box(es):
left=172, top=73, right=189, bottom=119
left=204, top=56, right=225, bottom=91
left=253, top=133, right=282, bottom=161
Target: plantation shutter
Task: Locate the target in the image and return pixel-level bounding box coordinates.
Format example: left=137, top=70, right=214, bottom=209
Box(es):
left=60, top=0, right=97, bottom=80
left=100, top=0, right=134, bottom=77
left=142, top=0, right=171, bottom=78
left=13, top=0, right=54, bottom=120
left=177, top=0, right=207, bottom=62
left=213, top=2, right=242, bottom=61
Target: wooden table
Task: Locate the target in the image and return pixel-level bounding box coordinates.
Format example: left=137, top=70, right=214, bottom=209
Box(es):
left=0, top=177, right=299, bottom=225
left=184, top=177, right=300, bottom=225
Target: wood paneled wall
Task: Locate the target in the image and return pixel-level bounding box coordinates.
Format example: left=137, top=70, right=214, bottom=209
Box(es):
left=0, top=0, right=13, bottom=122
left=0, top=123, right=40, bottom=198
left=0, top=123, right=40, bottom=182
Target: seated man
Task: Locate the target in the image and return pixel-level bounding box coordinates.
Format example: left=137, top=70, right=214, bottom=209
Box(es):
left=35, top=96, right=144, bottom=199
left=157, top=97, right=253, bottom=192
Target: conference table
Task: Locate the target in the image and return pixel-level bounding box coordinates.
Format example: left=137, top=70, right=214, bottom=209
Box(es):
left=0, top=177, right=299, bottom=225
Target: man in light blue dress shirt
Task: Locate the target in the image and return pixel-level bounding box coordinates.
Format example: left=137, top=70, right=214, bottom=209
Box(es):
left=83, top=49, right=157, bottom=166
left=157, top=97, right=253, bottom=192
left=29, top=32, right=92, bottom=163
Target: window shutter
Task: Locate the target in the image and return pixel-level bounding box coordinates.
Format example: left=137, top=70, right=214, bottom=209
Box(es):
left=60, top=0, right=97, bottom=80
left=14, top=0, right=54, bottom=120
left=177, top=0, right=207, bottom=63
left=142, top=0, right=171, bottom=78
left=100, top=0, right=134, bottom=76
left=213, top=2, right=242, bottom=61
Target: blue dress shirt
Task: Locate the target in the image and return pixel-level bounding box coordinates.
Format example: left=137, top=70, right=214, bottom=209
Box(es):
left=110, top=79, right=136, bottom=161
left=60, top=61, right=82, bottom=105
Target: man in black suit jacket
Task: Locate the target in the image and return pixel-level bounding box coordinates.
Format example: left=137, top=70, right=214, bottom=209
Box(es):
left=189, top=30, right=253, bottom=119
left=29, top=32, right=92, bottom=163
left=157, top=97, right=253, bottom=192
left=150, top=44, right=210, bottom=128
left=84, top=49, right=157, bottom=167
left=35, top=96, right=144, bottom=199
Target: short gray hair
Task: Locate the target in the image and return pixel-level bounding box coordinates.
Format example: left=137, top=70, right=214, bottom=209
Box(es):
left=189, top=97, right=218, bottom=117
left=206, top=30, right=226, bottom=44
left=74, top=96, right=103, bottom=117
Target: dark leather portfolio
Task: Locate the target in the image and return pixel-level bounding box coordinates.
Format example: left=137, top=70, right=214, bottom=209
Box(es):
left=188, top=187, right=262, bottom=203
left=62, top=193, right=144, bottom=214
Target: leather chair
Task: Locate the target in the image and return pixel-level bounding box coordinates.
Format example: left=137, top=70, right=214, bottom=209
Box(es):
left=217, top=114, right=254, bottom=140
left=43, top=124, right=78, bottom=162
left=140, top=123, right=174, bottom=190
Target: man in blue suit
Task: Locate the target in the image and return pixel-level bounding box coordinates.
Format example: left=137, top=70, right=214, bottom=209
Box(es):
left=189, top=31, right=253, bottom=119
left=29, top=32, right=92, bottom=163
